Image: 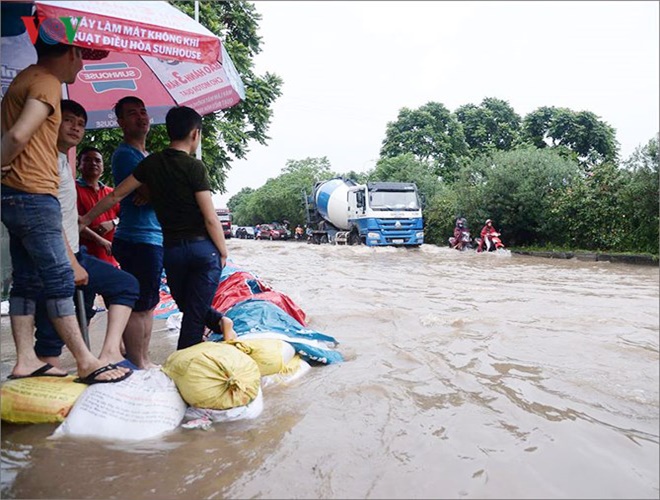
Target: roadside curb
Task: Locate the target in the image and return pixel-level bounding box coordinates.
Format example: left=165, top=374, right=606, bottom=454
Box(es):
left=512, top=250, right=659, bottom=266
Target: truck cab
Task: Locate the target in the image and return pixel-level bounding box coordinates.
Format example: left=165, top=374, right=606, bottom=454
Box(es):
left=346, top=182, right=423, bottom=246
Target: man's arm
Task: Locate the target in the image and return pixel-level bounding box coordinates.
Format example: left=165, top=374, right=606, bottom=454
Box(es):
left=1, top=99, right=52, bottom=171
left=195, top=190, right=228, bottom=268
left=62, top=229, right=88, bottom=286
left=80, top=174, right=142, bottom=228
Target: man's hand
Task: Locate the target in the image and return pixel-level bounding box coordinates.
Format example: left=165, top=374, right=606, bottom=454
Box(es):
left=100, top=238, right=113, bottom=256
left=133, top=184, right=151, bottom=206
left=72, top=260, right=89, bottom=286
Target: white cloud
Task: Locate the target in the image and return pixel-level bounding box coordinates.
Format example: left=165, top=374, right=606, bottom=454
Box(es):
left=213, top=1, right=659, bottom=208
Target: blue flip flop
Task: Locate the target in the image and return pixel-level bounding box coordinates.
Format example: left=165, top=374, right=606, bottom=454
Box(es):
left=115, top=358, right=140, bottom=371
left=7, top=363, right=68, bottom=380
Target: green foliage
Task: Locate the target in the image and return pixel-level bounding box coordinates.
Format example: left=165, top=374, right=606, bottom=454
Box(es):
left=550, top=163, right=629, bottom=250
left=420, top=183, right=459, bottom=246
left=228, top=157, right=335, bottom=226
left=79, top=1, right=282, bottom=193
left=616, top=134, right=658, bottom=253
left=521, top=106, right=618, bottom=169
left=380, top=102, right=468, bottom=181
left=454, top=97, right=521, bottom=157
left=444, top=147, right=581, bottom=246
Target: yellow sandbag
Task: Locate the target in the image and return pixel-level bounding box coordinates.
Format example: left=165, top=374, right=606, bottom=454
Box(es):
left=162, top=342, right=261, bottom=410
left=226, top=338, right=295, bottom=376
left=1, top=376, right=86, bottom=424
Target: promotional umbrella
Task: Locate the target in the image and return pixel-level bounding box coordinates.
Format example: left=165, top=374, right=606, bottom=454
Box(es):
left=1, top=1, right=246, bottom=128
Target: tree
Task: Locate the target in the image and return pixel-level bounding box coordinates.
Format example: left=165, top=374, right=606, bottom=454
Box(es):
left=550, top=162, right=629, bottom=251
left=80, top=0, right=283, bottom=193
left=521, top=106, right=618, bottom=169
left=452, top=147, right=581, bottom=246
left=380, top=102, right=468, bottom=181
left=454, top=97, right=521, bottom=157
left=231, top=157, right=336, bottom=226
left=618, top=134, right=659, bottom=253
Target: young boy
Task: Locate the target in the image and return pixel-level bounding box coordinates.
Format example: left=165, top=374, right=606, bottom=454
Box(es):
left=80, top=106, right=236, bottom=350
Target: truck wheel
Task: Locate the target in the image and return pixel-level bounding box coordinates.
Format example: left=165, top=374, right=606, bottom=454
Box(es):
left=320, top=234, right=329, bottom=244
left=348, top=231, right=361, bottom=246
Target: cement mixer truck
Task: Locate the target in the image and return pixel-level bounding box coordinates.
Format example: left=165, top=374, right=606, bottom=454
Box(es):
left=303, top=178, right=424, bottom=246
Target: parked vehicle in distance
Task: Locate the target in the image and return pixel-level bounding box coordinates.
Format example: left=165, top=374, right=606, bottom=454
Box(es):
left=255, top=223, right=288, bottom=240
left=270, top=221, right=291, bottom=239
left=215, top=208, right=232, bottom=239
left=235, top=226, right=255, bottom=239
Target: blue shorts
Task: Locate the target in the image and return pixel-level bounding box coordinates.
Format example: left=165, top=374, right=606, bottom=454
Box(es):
left=112, top=238, right=163, bottom=312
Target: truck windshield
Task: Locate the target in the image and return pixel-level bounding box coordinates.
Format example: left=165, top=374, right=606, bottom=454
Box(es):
left=369, top=191, right=420, bottom=210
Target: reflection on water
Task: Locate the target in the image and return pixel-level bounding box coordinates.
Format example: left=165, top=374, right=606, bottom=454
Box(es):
left=2, top=241, right=658, bottom=499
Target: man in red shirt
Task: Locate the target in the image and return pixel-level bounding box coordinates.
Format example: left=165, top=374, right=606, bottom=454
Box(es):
left=76, top=147, right=120, bottom=267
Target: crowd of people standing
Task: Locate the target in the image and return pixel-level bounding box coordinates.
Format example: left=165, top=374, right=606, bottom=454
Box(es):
left=1, top=37, right=235, bottom=384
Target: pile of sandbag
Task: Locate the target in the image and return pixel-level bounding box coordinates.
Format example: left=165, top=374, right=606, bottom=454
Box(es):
left=1, top=260, right=340, bottom=440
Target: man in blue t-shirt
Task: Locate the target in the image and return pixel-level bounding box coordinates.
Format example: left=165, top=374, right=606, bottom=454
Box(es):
left=110, top=96, right=163, bottom=369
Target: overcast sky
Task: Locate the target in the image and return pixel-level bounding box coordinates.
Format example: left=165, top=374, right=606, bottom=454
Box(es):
left=212, top=1, right=659, bottom=207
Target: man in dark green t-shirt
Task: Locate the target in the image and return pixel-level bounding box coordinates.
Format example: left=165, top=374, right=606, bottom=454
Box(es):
left=80, top=106, right=237, bottom=350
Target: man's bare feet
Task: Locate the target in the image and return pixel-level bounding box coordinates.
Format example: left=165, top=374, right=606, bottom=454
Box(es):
left=37, top=355, right=63, bottom=370
left=77, top=361, right=130, bottom=383
left=10, top=361, right=67, bottom=379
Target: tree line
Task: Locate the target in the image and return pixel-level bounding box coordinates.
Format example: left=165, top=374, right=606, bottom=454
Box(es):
left=229, top=98, right=658, bottom=255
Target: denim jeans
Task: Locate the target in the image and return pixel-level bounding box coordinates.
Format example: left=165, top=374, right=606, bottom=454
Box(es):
left=163, top=238, right=223, bottom=350
left=1, top=186, right=75, bottom=318
left=34, top=246, right=140, bottom=357
left=112, top=238, right=163, bottom=312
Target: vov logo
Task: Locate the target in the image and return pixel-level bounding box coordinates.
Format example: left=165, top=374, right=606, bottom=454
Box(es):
left=21, top=15, right=82, bottom=45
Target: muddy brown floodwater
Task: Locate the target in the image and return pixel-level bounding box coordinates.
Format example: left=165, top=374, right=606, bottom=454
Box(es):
left=1, top=240, right=658, bottom=499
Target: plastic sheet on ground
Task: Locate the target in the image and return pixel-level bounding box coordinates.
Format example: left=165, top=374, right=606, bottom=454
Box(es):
left=208, top=300, right=343, bottom=365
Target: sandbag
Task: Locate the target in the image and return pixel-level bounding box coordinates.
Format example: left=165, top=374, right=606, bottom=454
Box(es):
left=261, top=355, right=312, bottom=389
left=183, top=387, right=264, bottom=426
left=161, top=342, right=261, bottom=410
left=1, top=376, right=86, bottom=424
left=52, top=369, right=186, bottom=441
left=227, top=338, right=295, bottom=376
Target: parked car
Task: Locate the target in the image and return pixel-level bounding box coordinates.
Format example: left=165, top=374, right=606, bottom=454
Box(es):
left=235, top=226, right=255, bottom=239
left=255, top=223, right=288, bottom=240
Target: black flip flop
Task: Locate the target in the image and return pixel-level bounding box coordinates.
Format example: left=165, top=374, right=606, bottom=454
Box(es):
left=74, top=364, right=133, bottom=385
left=7, top=363, right=68, bottom=380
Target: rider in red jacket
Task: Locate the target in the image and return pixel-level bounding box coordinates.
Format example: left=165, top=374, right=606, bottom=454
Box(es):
left=478, top=219, right=500, bottom=252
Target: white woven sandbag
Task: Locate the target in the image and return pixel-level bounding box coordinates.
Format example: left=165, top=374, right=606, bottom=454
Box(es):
left=52, top=369, right=186, bottom=441
left=183, top=387, right=264, bottom=428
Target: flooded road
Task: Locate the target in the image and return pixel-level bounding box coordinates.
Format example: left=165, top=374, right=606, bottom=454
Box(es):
left=2, top=240, right=658, bottom=499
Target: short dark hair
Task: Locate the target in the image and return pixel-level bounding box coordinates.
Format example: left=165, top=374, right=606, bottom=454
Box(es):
left=61, top=99, right=87, bottom=125
left=77, top=146, right=103, bottom=166
left=114, top=96, right=145, bottom=119
left=34, top=38, right=73, bottom=59
left=165, top=106, right=202, bottom=141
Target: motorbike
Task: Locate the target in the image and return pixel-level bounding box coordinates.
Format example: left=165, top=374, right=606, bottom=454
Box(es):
left=476, top=232, right=505, bottom=252
left=448, top=230, right=475, bottom=251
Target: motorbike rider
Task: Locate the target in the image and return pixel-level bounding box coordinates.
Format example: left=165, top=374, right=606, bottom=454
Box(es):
left=295, top=224, right=304, bottom=240
left=478, top=219, right=502, bottom=252
left=451, top=217, right=470, bottom=250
